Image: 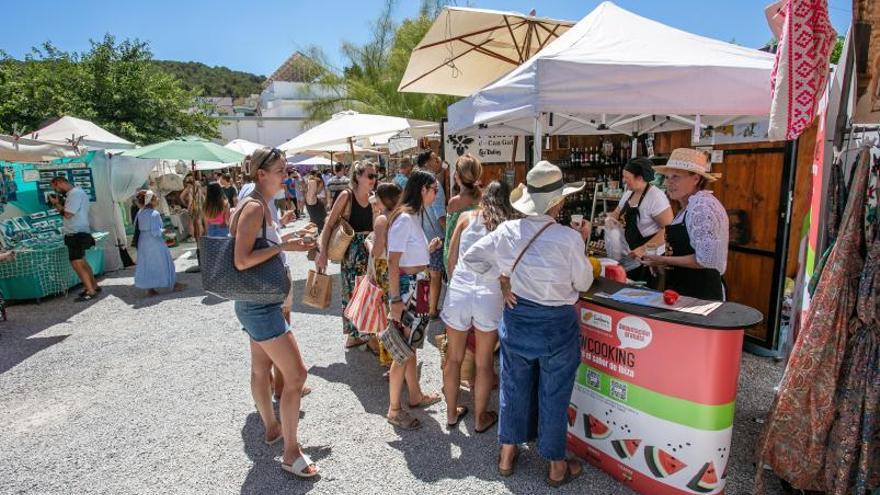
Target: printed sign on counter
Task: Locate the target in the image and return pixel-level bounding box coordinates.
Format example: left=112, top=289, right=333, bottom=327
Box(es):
left=569, top=301, right=744, bottom=495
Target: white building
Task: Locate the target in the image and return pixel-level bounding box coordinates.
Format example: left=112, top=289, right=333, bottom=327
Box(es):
left=217, top=52, right=331, bottom=147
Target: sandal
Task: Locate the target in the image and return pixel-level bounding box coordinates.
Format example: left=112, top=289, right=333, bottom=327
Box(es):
left=547, top=459, right=583, bottom=488
left=498, top=447, right=519, bottom=477
left=281, top=453, right=319, bottom=478
left=264, top=433, right=283, bottom=446
left=474, top=411, right=498, bottom=434
left=408, top=393, right=441, bottom=409
left=386, top=409, right=422, bottom=430
left=446, top=406, right=469, bottom=429
left=75, top=292, right=98, bottom=302
left=345, top=336, right=369, bottom=349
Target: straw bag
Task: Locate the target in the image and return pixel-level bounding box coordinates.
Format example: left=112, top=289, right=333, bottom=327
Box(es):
left=302, top=268, right=332, bottom=309
left=200, top=198, right=290, bottom=303
left=344, top=259, right=387, bottom=334
left=326, top=190, right=354, bottom=263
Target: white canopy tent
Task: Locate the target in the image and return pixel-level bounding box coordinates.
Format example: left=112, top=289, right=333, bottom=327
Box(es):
left=0, top=135, right=81, bottom=162
left=447, top=1, right=775, bottom=159
left=26, top=116, right=135, bottom=151
left=399, top=7, right=574, bottom=97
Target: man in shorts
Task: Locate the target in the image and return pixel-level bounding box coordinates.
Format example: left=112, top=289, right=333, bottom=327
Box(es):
left=49, top=176, right=100, bottom=302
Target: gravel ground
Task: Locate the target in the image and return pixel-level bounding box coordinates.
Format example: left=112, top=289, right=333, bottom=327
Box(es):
left=0, top=222, right=789, bottom=495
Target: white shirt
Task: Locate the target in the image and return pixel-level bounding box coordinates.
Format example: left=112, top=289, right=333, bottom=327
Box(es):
left=387, top=212, right=430, bottom=267
left=616, top=185, right=671, bottom=238
left=462, top=215, right=593, bottom=306
left=62, top=187, right=91, bottom=234
left=672, top=191, right=729, bottom=274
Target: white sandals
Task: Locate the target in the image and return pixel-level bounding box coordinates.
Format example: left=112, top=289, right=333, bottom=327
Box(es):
left=281, top=453, right=319, bottom=478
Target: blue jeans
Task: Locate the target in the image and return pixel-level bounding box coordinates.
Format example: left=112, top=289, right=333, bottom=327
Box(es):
left=498, top=296, right=580, bottom=460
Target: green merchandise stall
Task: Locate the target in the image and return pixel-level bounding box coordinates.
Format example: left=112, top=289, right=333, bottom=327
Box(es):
left=0, top=153, right=106, bottom=301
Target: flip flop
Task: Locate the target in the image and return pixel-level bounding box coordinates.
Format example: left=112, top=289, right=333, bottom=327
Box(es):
left=387, top=410, right=422, bottom=430
left=264, top=433, right=283, bottom=446
left=474, top=411, right=498, bottom=434
left=446, top=406, right=469, bottom=429
left=281, top=453, right=319, bottom=478
left=408, top=393, right=441, bottom=409
left=345, top=337, right=369, bottom=349
left=547, top=460, right=583, bottom=488
left=498, top=448, right=519, bottom=477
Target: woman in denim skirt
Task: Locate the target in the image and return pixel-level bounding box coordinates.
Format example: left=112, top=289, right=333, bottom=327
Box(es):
left=232, top=147, right=319, bottom=478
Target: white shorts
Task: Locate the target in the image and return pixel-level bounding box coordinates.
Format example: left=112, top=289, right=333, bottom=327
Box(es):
left=440, top=270, right=502, bottom=332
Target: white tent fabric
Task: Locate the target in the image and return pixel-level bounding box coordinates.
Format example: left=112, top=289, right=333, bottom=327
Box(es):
left=447, top=1, right=775, bottom=135
left=0, top=135, right=80, bottom=162
left=26, top=116, right=134, bottom=150
left=279, top=110, right=413, bottom=154
left=224, top=138, right=265, bottom=155
left=192, top=161, right=240, bottom=171
left=291, top=155, right=333, bottom=166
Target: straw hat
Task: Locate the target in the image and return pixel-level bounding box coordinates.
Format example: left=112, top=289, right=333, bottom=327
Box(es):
left=510, top=160, right=585, bottom=216
left=653, top=148, right=721, bottom=181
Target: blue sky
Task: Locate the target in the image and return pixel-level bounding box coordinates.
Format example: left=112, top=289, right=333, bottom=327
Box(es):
left=1, top=0, right=852, bottom=76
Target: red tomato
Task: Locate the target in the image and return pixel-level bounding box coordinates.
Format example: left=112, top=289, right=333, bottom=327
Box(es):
left=663, top=290, right=680, bottom=305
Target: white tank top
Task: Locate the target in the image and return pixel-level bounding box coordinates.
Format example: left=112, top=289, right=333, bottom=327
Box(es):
left=458, top=212, right=490, bottom=258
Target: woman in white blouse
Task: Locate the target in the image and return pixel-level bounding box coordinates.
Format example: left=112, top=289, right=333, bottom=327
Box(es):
left=385, top=170, right=443, bottom=430
left=461, top=161, right=593, bottom=487
left=642, top=148, right=729, bottom=300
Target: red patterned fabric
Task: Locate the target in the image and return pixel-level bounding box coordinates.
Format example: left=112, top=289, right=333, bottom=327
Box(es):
left=754, top=149, right=871, bottom=492
left=767, top=0, right=836, bottom=141
left=344, top=275, right=387, bottom=335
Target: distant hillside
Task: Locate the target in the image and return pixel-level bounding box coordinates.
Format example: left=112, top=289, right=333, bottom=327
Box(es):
left=153, top=60, right=265, bottom=98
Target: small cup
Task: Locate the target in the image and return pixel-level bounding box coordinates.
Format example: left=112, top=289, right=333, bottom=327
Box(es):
left=570, top=214, right=584, bottom=227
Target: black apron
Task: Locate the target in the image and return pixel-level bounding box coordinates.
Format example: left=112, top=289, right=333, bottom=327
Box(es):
left=621, top=186, right=655, bottom=285
left=664, top=212, right=725, bottom=301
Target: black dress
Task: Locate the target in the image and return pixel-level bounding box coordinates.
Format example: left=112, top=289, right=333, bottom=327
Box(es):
left=664, top=212, right=725, bottom=301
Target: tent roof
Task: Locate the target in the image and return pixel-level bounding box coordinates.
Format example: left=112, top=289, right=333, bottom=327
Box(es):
left=26, top=116, right=134, bottom=150
left=0, top=135, right=81, bottom=162
left=448, top=1, right=775, bottom=134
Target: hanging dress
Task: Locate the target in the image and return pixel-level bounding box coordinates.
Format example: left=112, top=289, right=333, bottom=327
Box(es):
left=754, top=147, right=872, bottom=493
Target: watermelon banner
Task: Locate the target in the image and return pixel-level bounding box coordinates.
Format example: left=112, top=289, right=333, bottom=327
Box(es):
left=569, top=301, right=744, bottom=495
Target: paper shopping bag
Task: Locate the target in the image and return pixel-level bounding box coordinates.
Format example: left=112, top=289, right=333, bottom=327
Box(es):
left=302, top=269, right=332, bottom=309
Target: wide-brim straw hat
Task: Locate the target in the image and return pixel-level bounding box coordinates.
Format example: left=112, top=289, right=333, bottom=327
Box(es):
left=653, top=148, right=721, bottom=181
left=510, top=160, right=585, bottom=216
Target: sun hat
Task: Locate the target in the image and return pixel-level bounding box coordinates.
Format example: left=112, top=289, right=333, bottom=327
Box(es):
left=510, top=160, right=585, bottom=216
left=653, top=148, right=721, bottom=181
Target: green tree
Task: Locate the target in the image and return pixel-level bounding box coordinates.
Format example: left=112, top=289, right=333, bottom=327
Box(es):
left=0, top=35, right=219, bottom=144
left=304, top=0, right=458, bottom=123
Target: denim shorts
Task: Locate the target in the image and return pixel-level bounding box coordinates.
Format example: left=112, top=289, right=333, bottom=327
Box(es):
left=206, top=224, right=229, bottom=237
left=428, top=247, right=444, bottom=273
left=234, top=301, right=288, bottom=342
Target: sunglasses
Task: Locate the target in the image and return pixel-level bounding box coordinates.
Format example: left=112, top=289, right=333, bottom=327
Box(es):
left=366, top=173, right=378, bottom=180
left=256, top=148, right=282, bottom=169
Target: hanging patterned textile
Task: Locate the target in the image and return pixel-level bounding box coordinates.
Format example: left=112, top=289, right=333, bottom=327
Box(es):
left=766, top=0, right=837, bottom=141
left=755, top=147, right=871, bottom=492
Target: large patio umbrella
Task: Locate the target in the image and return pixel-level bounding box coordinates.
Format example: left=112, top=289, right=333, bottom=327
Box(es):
left=224, top=138, right=266, bottom=156
left=123, top=136, right=245, bottom=163
left=278, top=110, right=416, bottom=156
left=398, top=7, right=575, bottom=96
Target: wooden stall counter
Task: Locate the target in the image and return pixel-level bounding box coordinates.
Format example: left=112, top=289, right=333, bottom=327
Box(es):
left=568, top=278, right=762, bottom=495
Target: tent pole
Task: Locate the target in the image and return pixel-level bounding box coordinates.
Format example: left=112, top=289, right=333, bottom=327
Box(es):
left=533, top=116, right=543, bottom=162
left=631, top=133, right=638, bottom=159
left=348, top=137, right=356, bottom=162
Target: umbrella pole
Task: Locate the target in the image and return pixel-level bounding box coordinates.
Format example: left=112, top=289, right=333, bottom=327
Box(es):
left=348, top=137, right=356, bottom=162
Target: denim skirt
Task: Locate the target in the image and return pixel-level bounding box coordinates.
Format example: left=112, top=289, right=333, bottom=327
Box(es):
left=234, top=301, right=288, bottom=342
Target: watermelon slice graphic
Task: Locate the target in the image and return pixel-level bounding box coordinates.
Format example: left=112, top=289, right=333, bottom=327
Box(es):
left=567, top=404, right=577, bottom=427
left=611, top=439, right=641, bottom=460
left=686, top=461, right=719, bottom=493
left=583, top=414, right=610, bottom=440
left=643, top=446, right=687, bottom=478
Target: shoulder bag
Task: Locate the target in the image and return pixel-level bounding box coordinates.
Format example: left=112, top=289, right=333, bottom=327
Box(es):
left=326, top=189, right=354, bottom=263
left=200, top=196, right=290, bottom=303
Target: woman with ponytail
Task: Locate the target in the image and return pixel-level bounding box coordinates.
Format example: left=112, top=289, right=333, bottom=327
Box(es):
left=443, top=154, right=483, bottom=272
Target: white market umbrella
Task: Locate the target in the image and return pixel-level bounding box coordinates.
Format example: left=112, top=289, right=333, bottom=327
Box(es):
left=224, top=138, right=266, bottom=156
left=26, top=115, right=134, bottom=150
left=448, top=1, right=775, bottom=142
left=279, top=110, right=413, bottom=155
left=291, top=155, right=333, bottom=166
left=399, top=7, right=575, bottom=96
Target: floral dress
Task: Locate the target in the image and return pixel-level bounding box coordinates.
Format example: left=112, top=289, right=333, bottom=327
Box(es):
left=341, top=233, right=370, bottom=337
